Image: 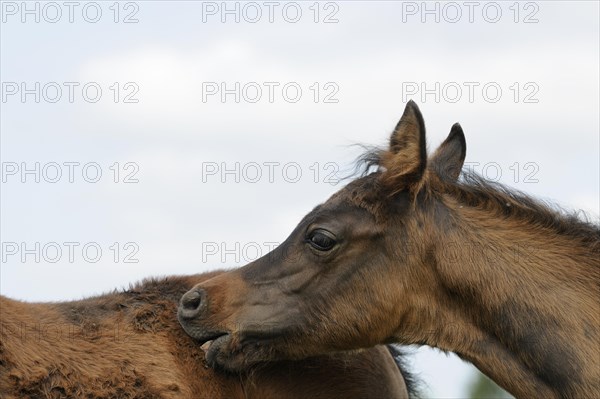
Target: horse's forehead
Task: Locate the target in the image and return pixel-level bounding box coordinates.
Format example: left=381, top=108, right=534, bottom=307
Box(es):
left=327, top=182, right=364, bottom=208
left=325, top=176, right=384, bottom=218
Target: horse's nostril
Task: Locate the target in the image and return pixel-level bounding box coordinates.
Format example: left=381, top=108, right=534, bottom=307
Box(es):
left=180, top=289, right=205, bottom=314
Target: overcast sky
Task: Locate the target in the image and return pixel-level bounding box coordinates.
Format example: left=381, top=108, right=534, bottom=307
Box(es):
left=1, top=1, right=598, bottom=397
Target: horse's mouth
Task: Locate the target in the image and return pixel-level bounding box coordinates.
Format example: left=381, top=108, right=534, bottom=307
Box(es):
left=194, top=331, right=228, bottom=348
left=199, top=331, right=280, bottom=371
left=200, top=333, right=229, bottom=355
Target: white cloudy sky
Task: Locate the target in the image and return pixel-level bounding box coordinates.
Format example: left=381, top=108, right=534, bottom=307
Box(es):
left=1, top=1, right=598, bottom=397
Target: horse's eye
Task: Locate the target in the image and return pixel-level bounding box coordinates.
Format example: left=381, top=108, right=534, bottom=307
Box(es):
left=307, top=230, right=337, bottom=251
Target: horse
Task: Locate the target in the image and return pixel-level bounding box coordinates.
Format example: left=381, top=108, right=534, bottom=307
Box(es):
left=0, top=271, right=417, bottom=398
left=178, top=101, right=600, bottom=399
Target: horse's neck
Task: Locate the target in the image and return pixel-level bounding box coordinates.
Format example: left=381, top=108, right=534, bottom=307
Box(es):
left=425, top=213, right=599, bottom=398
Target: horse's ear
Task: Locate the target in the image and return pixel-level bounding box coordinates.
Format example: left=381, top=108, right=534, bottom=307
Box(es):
left=429, top=123, right=466, bottom=182
left=381, top=100, right=427, bottom=192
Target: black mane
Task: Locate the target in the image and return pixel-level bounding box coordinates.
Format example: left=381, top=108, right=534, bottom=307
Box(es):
left=387, top=345, right=422, bottom=399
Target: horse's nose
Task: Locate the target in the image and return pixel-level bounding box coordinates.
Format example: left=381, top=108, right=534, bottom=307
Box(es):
left=179, top=288, right=207, bottom=319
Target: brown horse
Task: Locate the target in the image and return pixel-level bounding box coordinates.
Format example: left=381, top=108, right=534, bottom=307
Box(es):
left=0, top=271, right=416, bottom=398
left=179, top=101, right=600, bottom=399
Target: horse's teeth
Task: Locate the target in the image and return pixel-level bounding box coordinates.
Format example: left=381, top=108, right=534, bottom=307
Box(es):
left=201, top=340, right=213, bottom=352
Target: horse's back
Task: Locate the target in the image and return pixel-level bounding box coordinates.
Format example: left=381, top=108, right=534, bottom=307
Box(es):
left=0, top=277, right=411, bottom=399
